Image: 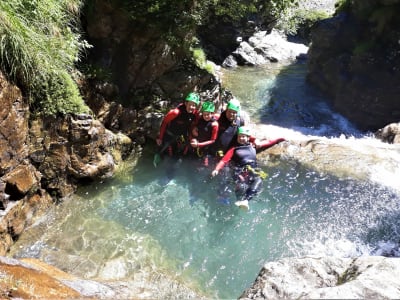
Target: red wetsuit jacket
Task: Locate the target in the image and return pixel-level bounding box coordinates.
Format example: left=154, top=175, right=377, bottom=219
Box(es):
left=192, top=115, right=219, bottom=148
left=158, top=103, right=197, bottom=142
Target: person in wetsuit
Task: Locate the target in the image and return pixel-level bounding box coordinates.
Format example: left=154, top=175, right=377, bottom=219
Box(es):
left=210, top=97, right=246, bottom=158
left=190, top=101, right=219, bottom=168
left=156, top=92, right=200, bottom=181
left=211, top=126, right=285, bottom=210
left=207, top=98, right=247, bottom=202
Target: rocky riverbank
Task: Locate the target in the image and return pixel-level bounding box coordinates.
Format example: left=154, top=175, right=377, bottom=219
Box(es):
left=239, top=256, right=400, bottom=299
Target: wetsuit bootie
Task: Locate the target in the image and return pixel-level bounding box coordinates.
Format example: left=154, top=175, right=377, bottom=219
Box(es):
left=235, top=199, right=249, bottom=210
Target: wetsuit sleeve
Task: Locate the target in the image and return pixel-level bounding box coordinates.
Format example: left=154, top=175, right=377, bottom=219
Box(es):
left=214, top=147, right=234, bottom=172
left=158, top=108, right=180, bottom=140
left=197, top=121, right=219, bottom=147
left=258, top=138, right=286, bottom=149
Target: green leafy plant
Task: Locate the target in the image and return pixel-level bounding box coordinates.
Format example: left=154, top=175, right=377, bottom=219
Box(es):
left=334, top=0, right=351, bottom=15
left=276, top=9, right=330, bottom=36
left=118, top=0, right=298, bottom=47
left=0, top=0, right=90, bottom=116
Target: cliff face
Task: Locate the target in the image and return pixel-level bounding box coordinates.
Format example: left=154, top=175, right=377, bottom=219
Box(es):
left=0, top=71, right=133, bottom=255
left=83, top=0, right=216, bottom=107
left=307, top=0, right=400, bottom=131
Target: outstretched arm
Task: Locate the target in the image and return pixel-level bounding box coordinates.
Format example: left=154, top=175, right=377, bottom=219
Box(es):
left=255, top=138, right=286, bottom=150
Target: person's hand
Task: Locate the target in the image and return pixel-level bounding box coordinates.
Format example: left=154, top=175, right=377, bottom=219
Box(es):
left=192, top=127, right=199, bottom=137
left=211, top=170, right=219, bottom=177
left=254, top=139, right=262, bottom=149
left=156, top=138, right=162, bottom=146
left=277, top=138, right=286, bottom=143
left=190, top=139, right=199, bottom=148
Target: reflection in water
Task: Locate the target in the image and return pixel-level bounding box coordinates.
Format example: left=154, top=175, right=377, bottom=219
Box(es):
left=10, top=62, right=400, bottom=299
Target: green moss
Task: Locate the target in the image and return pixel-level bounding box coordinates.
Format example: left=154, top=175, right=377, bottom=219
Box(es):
left=35, top=71, right=90, bottom=116
left=334, top=0, right=351, bottom=15
left=191, top=47, right=215, bottom=74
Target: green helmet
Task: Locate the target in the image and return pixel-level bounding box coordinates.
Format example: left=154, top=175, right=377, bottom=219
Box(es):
left=227, top=98, right=240, bottom=112
left=237, top=126, right=251, bottom=136
left=185, top=92, right=200, bottom=105
left=201, top=101, right=215, bottom=113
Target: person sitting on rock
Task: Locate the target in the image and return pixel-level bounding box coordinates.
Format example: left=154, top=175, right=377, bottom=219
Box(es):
left=190, top=101, right=219, bottom=168
left=155, top=92, right=200, bottom=182
left=209, top=97, right=247, bottom=158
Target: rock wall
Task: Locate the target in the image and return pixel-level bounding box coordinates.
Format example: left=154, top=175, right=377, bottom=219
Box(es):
left=307, top=0, right=400, bottom=131
left=0, top=71, right=133, bottom=255
left=83, top=0, right=216, bottom=106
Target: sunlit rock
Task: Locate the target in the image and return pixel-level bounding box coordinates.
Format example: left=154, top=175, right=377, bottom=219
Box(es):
left=375, top=122, right=400, bottom=144
left=239, top=256, right=400, bottom=299
left=223, top=29, right=309, bottom=67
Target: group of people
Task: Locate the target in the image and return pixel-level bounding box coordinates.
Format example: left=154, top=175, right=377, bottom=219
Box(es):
left=155, top=92, right=285, bottom=210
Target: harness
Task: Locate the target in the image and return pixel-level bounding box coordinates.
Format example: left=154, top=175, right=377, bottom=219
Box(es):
left=165, top=130, right=188, bottom=156
left=245, top=165, right=268, bottom=180
left=234, top=164, right=268, bottom=181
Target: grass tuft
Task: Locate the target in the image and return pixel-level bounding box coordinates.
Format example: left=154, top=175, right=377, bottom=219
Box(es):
left=0, top=0, right=90, bottom=116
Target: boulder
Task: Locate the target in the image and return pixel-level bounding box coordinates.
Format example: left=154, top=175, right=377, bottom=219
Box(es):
left=375, top=122, right=400, bottom=144
left=254, top=124, right=400, bottom=192
left=223, top=29, right=309, bottom=67
left=239, top=256, right=400, bottom=299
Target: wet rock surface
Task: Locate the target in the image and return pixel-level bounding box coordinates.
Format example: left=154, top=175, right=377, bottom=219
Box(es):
left=239, top=256, right=400, bottom=299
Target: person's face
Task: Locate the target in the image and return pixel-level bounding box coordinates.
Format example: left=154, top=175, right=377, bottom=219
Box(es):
left=185, top=101, right=197, bottom=113
left=202, top=112, right=213, bottom=121
left=226, top=109, right=238, bottom=121
left=237, top=133, right=249, bottom=144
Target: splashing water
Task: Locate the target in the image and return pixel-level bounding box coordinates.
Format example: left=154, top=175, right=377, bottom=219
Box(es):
left=10, top=62, right=400, bottom=299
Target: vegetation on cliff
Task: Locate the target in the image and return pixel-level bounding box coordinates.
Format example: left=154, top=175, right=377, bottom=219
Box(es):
left=0, top=0, right=90, bottom=116
left=121, top=0, right=296, bottom=31
left=335, top=0, right=400, bottom=56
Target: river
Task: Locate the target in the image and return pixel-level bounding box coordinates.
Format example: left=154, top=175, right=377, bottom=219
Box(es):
left=9, top=61, right=400, bottom=299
